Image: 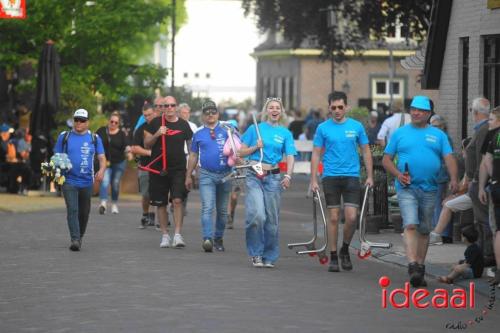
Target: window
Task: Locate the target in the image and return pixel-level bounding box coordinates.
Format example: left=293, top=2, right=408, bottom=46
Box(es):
left=183, top=72, right=188, bottom=78
left=371, top=78, right=405, bottom=110
left=205, top=73, right=211, bottom=79
left=376, top=82, right=386, bottom=95
left=483, top=35, right=500, bottom=108
left=194, top=73, right=199, bottom=78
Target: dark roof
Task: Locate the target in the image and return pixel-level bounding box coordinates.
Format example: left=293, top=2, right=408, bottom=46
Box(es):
left=422, top=0, right=453, bottom=89
left=254, top=33, right=419, bottom=53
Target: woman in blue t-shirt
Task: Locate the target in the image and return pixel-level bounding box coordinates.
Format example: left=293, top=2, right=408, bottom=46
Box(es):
left=239, top=97, right=297, bottom=268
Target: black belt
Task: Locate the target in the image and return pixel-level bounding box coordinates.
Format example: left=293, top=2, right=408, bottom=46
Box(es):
left=262, top=168, right=281, bottom=175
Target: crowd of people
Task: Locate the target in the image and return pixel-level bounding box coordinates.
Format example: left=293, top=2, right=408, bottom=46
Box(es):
left=3, top=91, right=499, bottom=287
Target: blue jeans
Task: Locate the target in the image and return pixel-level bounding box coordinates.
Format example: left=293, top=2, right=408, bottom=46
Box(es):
left=99, top=160, right=126, bottom=202
left=432, top=183, right=453, bottom=237
left=198, top=168, right=231, bottom=240
left=245, top=172, right=282, bottom=263
left=62, top=183, right=92, bottom=241
left=397, top=187, right=436, bottom=235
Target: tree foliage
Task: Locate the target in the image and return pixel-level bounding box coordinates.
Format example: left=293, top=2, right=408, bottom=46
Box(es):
left=242, top=0, right=432, bottom=60
left=0, top=0, right=187, bottom=112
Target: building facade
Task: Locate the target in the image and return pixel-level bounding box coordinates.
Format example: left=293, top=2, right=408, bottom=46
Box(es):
left=253, top=38, right=438, bottom=115
left=423, top=0, right=500, bottom=145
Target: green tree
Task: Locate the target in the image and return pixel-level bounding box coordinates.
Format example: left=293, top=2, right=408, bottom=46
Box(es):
left=242, top=0, right=432, bottom=61
left=0, top=0, right=187, bottom=112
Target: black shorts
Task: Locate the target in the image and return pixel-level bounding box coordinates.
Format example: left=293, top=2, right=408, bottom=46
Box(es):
left=322, top=176, right=361, bottom=209
left=149, top=169, right=187, bottom=207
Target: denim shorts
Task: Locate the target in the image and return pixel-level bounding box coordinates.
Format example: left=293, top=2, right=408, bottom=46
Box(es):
left=322, top=176, right=360, bottom=209
left=459, top=267, right=475, bottom=280
left=397, top=187, right=436, bottom=235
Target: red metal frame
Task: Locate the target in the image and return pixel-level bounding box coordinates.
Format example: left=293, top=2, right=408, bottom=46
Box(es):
left=138, top=114, right=168, bottom=175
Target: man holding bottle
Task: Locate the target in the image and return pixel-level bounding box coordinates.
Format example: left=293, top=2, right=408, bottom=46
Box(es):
left=382, top=95, right=458, bottom=287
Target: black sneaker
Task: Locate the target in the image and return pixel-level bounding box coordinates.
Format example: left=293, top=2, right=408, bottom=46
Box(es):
left=339, top=251, right=353, bottom=271
left=226, top=216, right=234, bottom=230
left=408, top=262, right=423, bottom=287
left=202, top=238, right=213, bottom=252
left=147, top=212, right=155, bottom=226
left=139, top=215, right=148, bottom=229
left=214, top=238, right=225, bottom=251
left=328, top=258, right=340, bottom=272
left=99, top=205, right=106, bottom=215
left=69, top=240, right=80, bottom=251
left=442, top=236, right=453, bottom=244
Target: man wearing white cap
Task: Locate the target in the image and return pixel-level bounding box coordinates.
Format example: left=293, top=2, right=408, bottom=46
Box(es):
left=54, top=109, right=106, bottom=251
left=382, top=96, right=458, bottom=287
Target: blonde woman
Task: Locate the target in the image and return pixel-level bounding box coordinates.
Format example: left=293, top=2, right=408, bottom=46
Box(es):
left=239, top=97, right=296, bottom=268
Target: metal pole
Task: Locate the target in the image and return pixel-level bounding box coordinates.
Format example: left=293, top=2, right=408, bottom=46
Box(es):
left=388, top=44, right=394, bottom=107
left=171, top=0, right=176, bottom=92
left=331, top=55, right=335, bottom=92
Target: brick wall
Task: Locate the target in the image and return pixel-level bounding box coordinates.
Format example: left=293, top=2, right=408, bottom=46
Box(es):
left=437, top=0, right=500, bottom=147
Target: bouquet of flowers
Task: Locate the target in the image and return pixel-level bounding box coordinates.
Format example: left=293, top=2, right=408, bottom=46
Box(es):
left=41, top=153, right=73, bottom=185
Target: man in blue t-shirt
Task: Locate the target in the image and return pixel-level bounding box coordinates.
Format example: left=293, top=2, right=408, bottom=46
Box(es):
left=54, top=109, right=106, bottom=251
left=185, top=100, right=231, bottom=252
left=382, top=95, right=458, bottom=287
left=310, top=91, right=374, bottom=273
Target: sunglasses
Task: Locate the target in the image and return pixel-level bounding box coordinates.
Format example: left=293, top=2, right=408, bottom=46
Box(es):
left=109, top=120, right=119, bottom=124
left=73, top=118, right=87, bottom=123
left=266, top=97, right=282, bottom=102
left=155, top=104, right=176, bottom=108
left=210, top=129, right=216, bottom=140
left=203, top=109, right=218, bottom=115
left=330, top=105, right=345, bottom=111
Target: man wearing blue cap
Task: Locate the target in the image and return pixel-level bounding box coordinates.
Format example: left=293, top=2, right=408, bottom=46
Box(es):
left=382, top=95, right=458, bottom=287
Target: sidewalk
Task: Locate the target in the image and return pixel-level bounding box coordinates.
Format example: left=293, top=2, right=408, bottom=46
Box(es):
left=0, top=191, right=141, bottom=213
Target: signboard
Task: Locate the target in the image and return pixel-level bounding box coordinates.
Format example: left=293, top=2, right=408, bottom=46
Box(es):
left=0, top=0, right=26, bottom=19
left=488, top=0, right=500, bottom=9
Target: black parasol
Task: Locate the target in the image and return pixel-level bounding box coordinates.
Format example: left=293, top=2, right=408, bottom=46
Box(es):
left=30, top=40, right=60, bottom=188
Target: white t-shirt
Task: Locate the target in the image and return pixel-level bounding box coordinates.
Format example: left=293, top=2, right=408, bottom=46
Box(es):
left=184, top=121, right=199, bottom=155
left=377, top=113, right=411, bottom=144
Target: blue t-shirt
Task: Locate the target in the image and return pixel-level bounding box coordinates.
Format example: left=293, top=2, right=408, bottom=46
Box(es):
left=313, top=118, right=369, bottom=177
left=384, top=124, right=453, bottom=191
left=54, top=130, right=105, bottom=188
left=190, top=123, right=230, bottom=173
left=241, top=122, right=296, bottom=165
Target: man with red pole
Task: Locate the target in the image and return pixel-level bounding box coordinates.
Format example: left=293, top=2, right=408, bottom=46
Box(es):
left=143, top=96, right=193, bottom=248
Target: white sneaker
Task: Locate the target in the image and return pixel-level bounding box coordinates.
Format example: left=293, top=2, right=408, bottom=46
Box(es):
left=486, top=267, right=496, bottom=278
left=251, top=256, right=264, bottom=268
left=172, top=234, right=186, bottom=248
left=111, top=204, right=119, bottom=214
left=99, top=200, right=107, bottom=215
left=429, top=231, right=443, bottom=245
left=160, top=234, right=171, bottom=248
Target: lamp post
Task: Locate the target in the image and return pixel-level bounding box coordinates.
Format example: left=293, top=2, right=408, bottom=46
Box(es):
left=171, top=0, right=176, bottom=92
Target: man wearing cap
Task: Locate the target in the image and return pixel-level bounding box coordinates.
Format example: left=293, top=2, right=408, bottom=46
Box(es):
left=144, top=96, right=193, bottom=248
left=54, top=109, right=106, bottom=251
left=382, top=95, right=458, bottom=287
left=185, top=100, right=231, bottom=252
